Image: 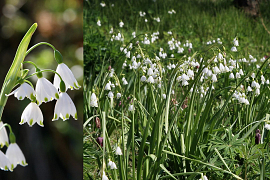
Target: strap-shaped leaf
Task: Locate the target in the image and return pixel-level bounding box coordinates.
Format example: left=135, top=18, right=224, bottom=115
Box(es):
left=0, top=23, right=37, bottom=119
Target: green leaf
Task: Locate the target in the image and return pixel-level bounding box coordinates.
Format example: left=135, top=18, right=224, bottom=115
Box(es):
left=0, top=23, right=37, bottom=119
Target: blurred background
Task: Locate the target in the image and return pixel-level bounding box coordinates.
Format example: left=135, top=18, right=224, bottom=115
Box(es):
left=0, top=0, right=83, bottom=180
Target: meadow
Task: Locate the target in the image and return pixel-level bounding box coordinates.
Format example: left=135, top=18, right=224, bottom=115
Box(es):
left=83, top=0, right=270, bottom=179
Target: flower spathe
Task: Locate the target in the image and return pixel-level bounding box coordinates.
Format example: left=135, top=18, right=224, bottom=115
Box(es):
left=20, top=102, right=44, bottom=127
left=0, top=150, right=11, bottom=171
left=53, top=63, right=81, bottom=91
left=0, top=121, right=9, bottom=147
left=6, top=82, right=35, bottom=101
left=6, top=143, right=27, bottom=170
left=36, top=77, right=59, bottom=105
left=52, top=92, right=77, bottom=121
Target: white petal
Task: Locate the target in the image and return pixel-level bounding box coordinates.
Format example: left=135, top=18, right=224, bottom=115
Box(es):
left=36, top=78, right=58, bottom=105
left=0, top=150, right=11, bottom=171
left=6, top=143, right=27, bottom=170
left=0, top=121, right=9, bottom=147
left=54, top=63, right=80, bottom=90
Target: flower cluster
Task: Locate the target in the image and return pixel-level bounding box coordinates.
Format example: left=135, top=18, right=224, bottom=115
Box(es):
left=7, top=59, right=79, bottom=127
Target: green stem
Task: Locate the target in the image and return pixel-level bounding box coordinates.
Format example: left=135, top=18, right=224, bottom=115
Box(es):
left=23, top=61, right=39, bottom=69
left=25, top=42, right=56, bottom=56
left=24, top=69, right=63, bottom=82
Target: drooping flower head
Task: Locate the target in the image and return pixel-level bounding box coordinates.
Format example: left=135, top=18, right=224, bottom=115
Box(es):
left=53, top=63, right=81, bottom=91
left=20, top=102, right=44, bottom=127
left=52, top=92, right=77, bottom=121
left=6, top=82, right=35, bottom=101
left=6, top=143, right=27, bottom=170
left=36, top=76, right=59, bottom=105
left=0, top=150, right=11, bottom=171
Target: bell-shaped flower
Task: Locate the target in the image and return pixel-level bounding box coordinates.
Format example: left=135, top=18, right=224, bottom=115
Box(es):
left=20, top=102, right=44, bottom=127
left=6, top=143, right=27, bottom=170
left=108, top=91, right=114, bottom=98
left=115, top=146, right=123, bottom=155
left=52, top=92, right=77, bottom=121
left=0, top=121, right=9, bottom=147
left=53, top=63, right=81, bottom=91
left=0, top=150, right=11, bottom=171
left=6, top=82, right=35, bottom=101
left=116, top=93, right=121, bottom=99
left=36, top=77, right=59, bottom=105
left=102, top=171, right=109, bottom=180
left=90, top=93, right=98, bottom=107
left=108, top=160, right=117, bottom=169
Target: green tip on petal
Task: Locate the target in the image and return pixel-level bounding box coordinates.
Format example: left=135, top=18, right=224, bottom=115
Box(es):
left=0, top=143, right=3, bottom=148
left=55, top=93, right=59, bottom=99
left=5, top=142, right=9, bottom=147
left=19, top=96, right=22, bottom=100
left=53, top=114, right=58, bottom=120
left=11, top=164, right=14, bottom=171
left=39, top=121, right=44, bottom=126
left=5, top=166, right=8, bottom=171
left=30, top=93, right=36, bottom=101
left=65, top=114, right=69, bottom=119
left=75, top=112, right=78, bottom=120
left=20, top=119, right=24, bottom=124
left=44, top=97, right=48, bottom=101
left=29, top=119, right=33, bottom=126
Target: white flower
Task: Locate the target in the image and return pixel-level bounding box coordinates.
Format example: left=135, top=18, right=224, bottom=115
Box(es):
left=199, top=175, right=208, bottom=180
left=116, top=93, right=121, bottom=99
left=265, top=124, right=270, bottom=130
left=119, top=21, right=124, bottom=28
left=247, top=86, right=252, bottom=92
left=108, top=160, right=117, bottom=169
left=212, top=74, right=217, bottom=82
left=36, top=77, right=59, bottom=105
left=52, top=92, right=77, bottom=121
left=162, top=94, right=166, bottom=99
left=147, top=68, right=154, bottom=76
left=6, top=143, right=27, bottom=170
left=105, top=82, right=111, bottom=90
left=102, top=171, right=109, bottom=180
left=239, top=69, right=244, bottom=76
left=147, top=76, right=155, bottom=83
left=213, top=66, right=220, bottom=74
left=115, top=146, right=123, bottom=155
left=90, top=93, right=98, bottom=107
left=255, top=88, right=260, bottom=96
left=100, top=2, right=106, bottom=7
left=141, top=75, right=147, bottom=82
left=97, top=20, right=101, bottom=26
left=108, top=91, right=114, bottom=98
left=233, top=38, right=239, bottom=46
left=0, top=150, right=11, bottom=171
left=231, top=46, right=237, bottom=52
left=251, top=73, right=256, bottom=79
left=126, top=51, right=130, bottom=58
left=229, top=73, right=234, bottom=79
left=54, top=63, right=81, bottom=91
left=122, top=78, right=128, bottom=85
left=128, top=104, right=135, bottom=111
left=20, top=102, right=44, bottom=127
left=0, top=121, right=9, bottom=147
left=6, top=83, right=35, bottom=101
left=236, top=72, right=241, bottom=79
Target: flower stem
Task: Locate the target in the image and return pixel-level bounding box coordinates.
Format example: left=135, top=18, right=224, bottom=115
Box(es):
left=25, top=42, right=56, bottom=56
